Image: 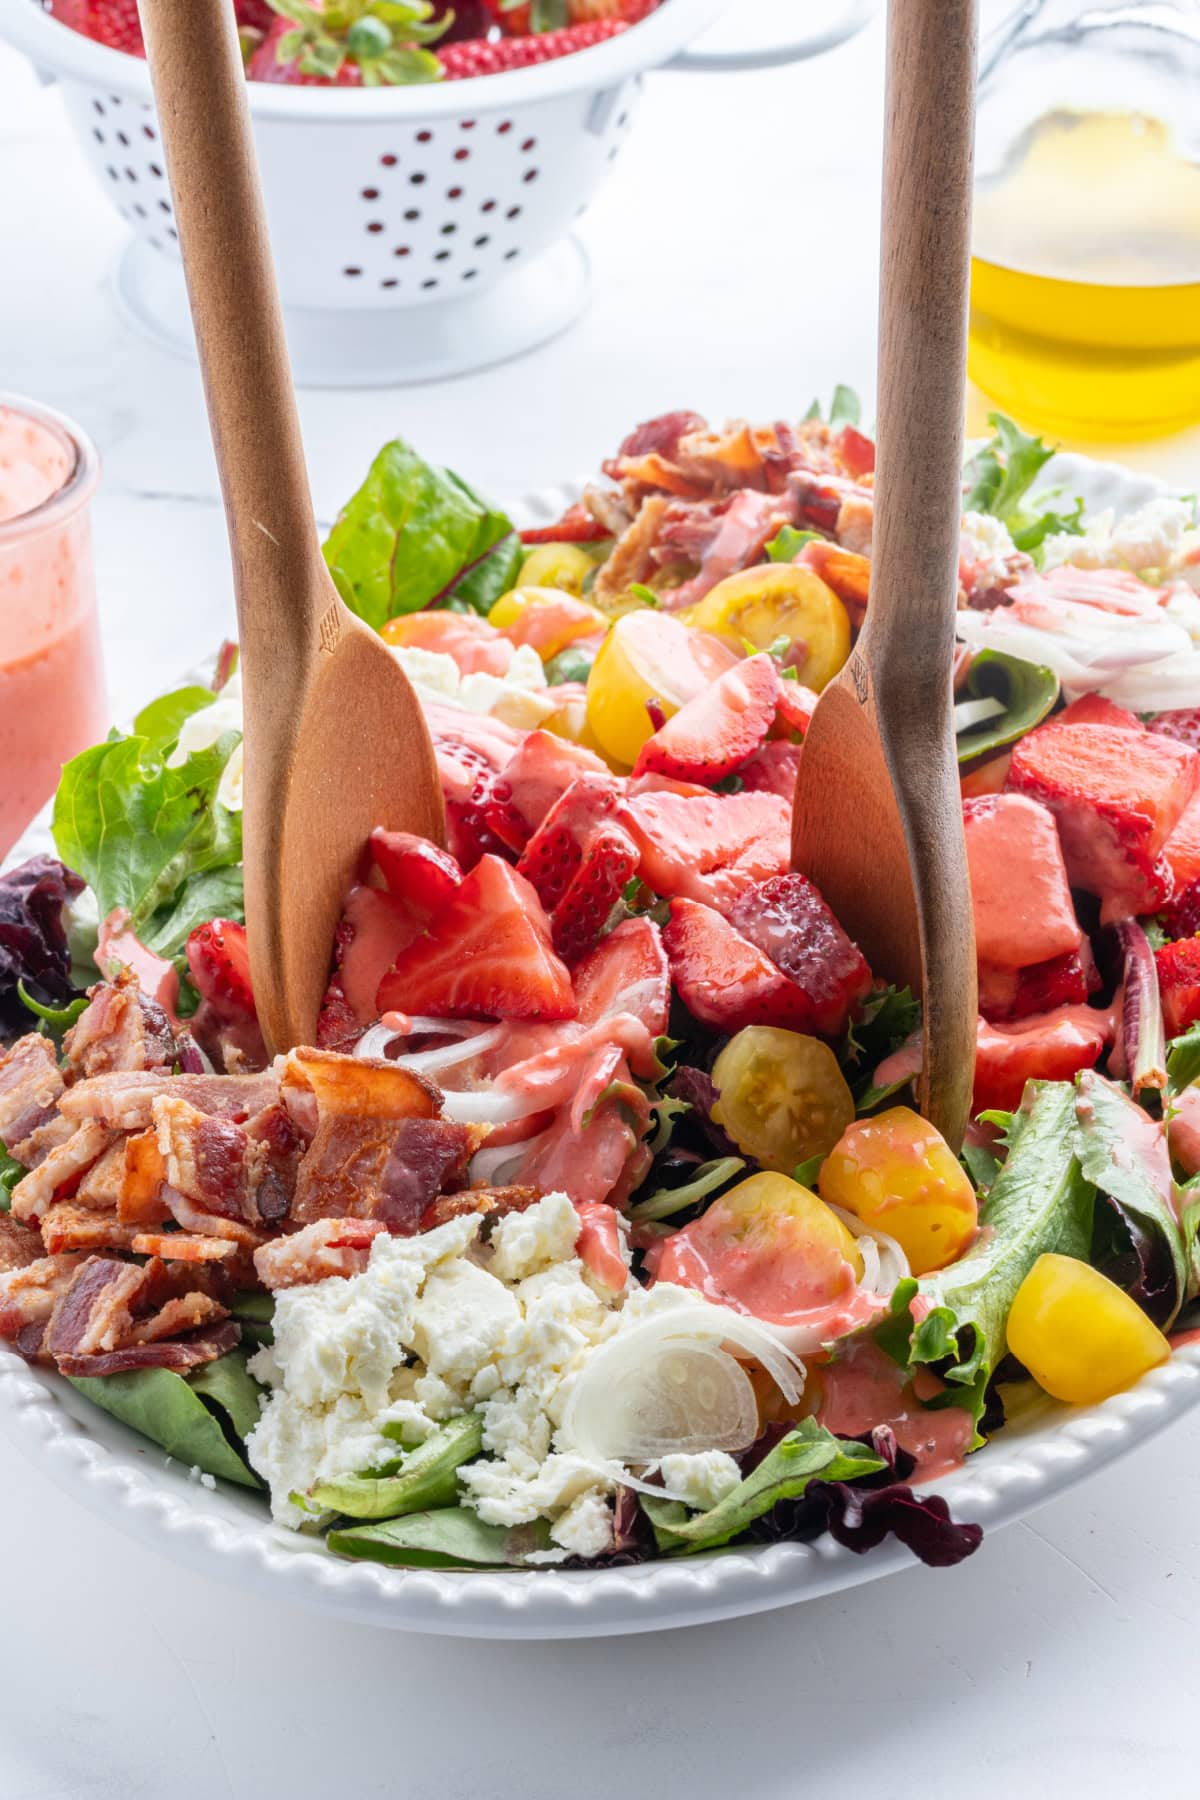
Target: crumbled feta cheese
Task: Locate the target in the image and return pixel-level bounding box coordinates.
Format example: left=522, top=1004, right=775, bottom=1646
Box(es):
left=165, top=673, right=246, bottom=810
left=409, top=1258, right=521, bottom=1388
left=1045, top=497, right=1197, bottom=576
left=960, top=511, right=1019, bottom=588
left=549, top=1488, right=615, bottom=1559
left=657, top=1450, right=743, bottom=1512
left=391, top=642, right=558, bottom=731
left=488, top=1189, right=581, bottom=1284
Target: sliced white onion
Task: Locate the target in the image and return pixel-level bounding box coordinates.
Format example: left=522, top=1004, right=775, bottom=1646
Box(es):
left=353, top=1025, right=402, bottom=1061
left=562, top=1297, right=804, bottom=1468
left=468, top=1140, right=532, bottom=1188
left=439, top=1086, right=547, bottom=1125
left=826, top=1202, right=911, bottom=1296
left=392, top=1026, right=506, bottom=1078
left=953, top=695, right=1006, bottom=733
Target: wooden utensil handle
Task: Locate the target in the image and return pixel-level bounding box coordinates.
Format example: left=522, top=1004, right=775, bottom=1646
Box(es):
left=860, top=0, right=977, bottom=720
left=137, top=0, right=329, bottom=674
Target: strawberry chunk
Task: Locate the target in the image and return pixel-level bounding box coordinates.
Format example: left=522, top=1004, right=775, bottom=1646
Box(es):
left=573, top=916, right=670, bottom=1036
left=186, top=920, right=254, bottom=1022
left=833, top=424, right=876, bottom=480
left=377, top=856, right=575, bottom=1022
left=963, top=794, right=1083, bottom=969
left=973, top=1009, right=1111, bottom=1115
left=1149, top=707, right=1200, bottom=751
left=738, top=739, right=803, bottom=800
left=633, top=654, right=779, bottom=785
left=484, top=730, right=607, bottom=855
left=1155, top=937, right=1200, bottom=1038
left=1050, top=694, right=1141, bottom=732
left=1006, top=721, right=1200, bottom=921
left=431, top=712, right=522, bottom=870
left=727, top=873, right=872, bottom=1037
left=518, top=775, right=640, bottom=962
left=369, top=830, right=462, bottom=910
left=662, top=898, right=816, bottom=1032
left=337, top=885, right=423, bottom=1025
left=773, top=681, right=818, bottom=739
left=977, top=942, right=1099, bottom=1023
left=619, top=788, right=790, bottom=916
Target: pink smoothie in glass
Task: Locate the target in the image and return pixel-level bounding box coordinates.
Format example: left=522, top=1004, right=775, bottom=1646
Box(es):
left=0, top=399, right=107, bottom=858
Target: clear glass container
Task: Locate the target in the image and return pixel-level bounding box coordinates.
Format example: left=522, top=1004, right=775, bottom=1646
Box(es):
left=969, top=0, right=1200, bottom=439
left=0, top=396, right=106, bottom=857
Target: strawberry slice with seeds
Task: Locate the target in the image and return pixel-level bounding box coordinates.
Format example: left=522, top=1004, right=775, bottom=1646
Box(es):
left=186, top=920, right=255, bottom=1024
left=1006, top=721, right=1200, bottom=921
left=336, top=885, right=425, bottom=1024
left=483, top=730, right=608, bottom=855
left=573, top=916, right=670, bottom=1035
left=1050, top=694, right=1142, bottom=732
left=978, top=942, right=1099, bottom=1023
left=1149, top=707, right=1200, bottom=751
left=773, top=680, right=818, bottom=740
left=518, top=775, right=640, bottom=960
left=619, top=787, right=790, bottom=917
left=727, top=873, right=872, bottom=1036
left=738, top=739, right=803, bottom=800
left=662, top=898, right=816, bottom=1032
left=369, top=829, right=462, bottom=910
left=438, top=17, right=628, bottom=77
left=633, top=653, right=779, bottom=785
left=1155, top=937, right=1200, bottom=1038
left=377, top=855, right=575, bottom=1021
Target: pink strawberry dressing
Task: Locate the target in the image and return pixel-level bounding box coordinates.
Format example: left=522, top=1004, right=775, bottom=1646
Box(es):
left=814, top=1339, right=974, bottom=1481
left=0, top=402, right=106, bottom=855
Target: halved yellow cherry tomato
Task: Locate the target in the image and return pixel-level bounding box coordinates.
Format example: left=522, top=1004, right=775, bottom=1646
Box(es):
left=681, top=565, right=851, bottom=691
left=711, top=1027, right=855, bottom=1174
left=1006, top=1254, right=1170, bottom=1405
left=585, top=610, right=738, bottom=767
left=488, top=586, right=607, bottom=660
left=542, top=690, right=620, bottom=763
left=517, top=542, right=598, bottom=595
left=818, top=1105, right=978, bottom=1275
left=654, top=1172, right=864, bottom=1322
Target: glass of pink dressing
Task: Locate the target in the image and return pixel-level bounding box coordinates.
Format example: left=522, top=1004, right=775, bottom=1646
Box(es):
left=0, top=396, right=107, bottom=859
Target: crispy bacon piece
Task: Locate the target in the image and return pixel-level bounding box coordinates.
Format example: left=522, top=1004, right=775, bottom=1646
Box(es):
left=55, top=1321, right=240, bottom=1378
left=126, top=1290, right=229, bottom=1342
left=74, top=1140, right=128, bottom=1211
left=38, top=1253, right=238, bottom=1375
left=661, top=490, right=794, bottom=611
left=59, top=1068, right=279, bottom=1134
left=117, top=1128, right=172, bottom=1225
left=44, top=1256, right=146, bottom=1360
left=592, top=496, right=670, bottom=606
left=279, top=1046, right=440, bottom=1137
left=162, top=1187, right=269, bottom=1249
left=604, top=410, right=707, bottom=473
left=154, top=1097, right=269, bottom=1222
left=421, top=1185, right=543, bottom=1230
left=0, top=1212, right=48, bottom=1275
left=254, top=1216, right=388, bottom=1289
left=518, top=501, right=612, bottom=546
left=290, top=1114, right=484, bottom=1228
left=0, top=1252, right=86, bottom=1344
left=130, top=1232, right=237, bottom=1263
left=0, top=1035, right=65, bottom=1162
left=41, top=1202, right=144, bottom=1256
left=797, top=540, right=871, bottom=624
left=673, top=422, right=768, bottom=493
left=10, top=1122, right=116, bottom=1223
left=62, top=970, right=177, bottom=1081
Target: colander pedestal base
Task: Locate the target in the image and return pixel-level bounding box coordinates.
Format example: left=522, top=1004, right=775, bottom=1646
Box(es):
left=112, top=235, right=592, bottom=388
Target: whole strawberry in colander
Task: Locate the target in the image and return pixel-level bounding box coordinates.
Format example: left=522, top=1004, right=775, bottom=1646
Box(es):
left=48, top=0, right=281, bottom=55
left=246, top=0, right=447, bottom=83
left=483, top=0, right=657, bottom=33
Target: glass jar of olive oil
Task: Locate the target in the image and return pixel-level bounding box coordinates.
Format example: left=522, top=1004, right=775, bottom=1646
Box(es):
left=970, top=0, right=1200, bottom=439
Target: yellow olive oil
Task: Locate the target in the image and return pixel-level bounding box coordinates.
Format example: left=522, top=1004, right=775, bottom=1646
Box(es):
left=969, top=110, right=1200, bottom=439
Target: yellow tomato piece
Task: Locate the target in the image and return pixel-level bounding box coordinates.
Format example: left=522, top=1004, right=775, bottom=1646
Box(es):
left=682, top=565, right=851, bottom=691
left=818, top=1105, right=978, bottom=1276
left=487, top=586, right=606, bottom=659
left=584, top=609, right=737, bottom=767
left=1006, top=1253, right=1170, bottom=1406
left=517, top=543, right=597, bottom=595
left=542, top=693, right=619, bottom=764
left=712, top=1028, right=855, bottom=1175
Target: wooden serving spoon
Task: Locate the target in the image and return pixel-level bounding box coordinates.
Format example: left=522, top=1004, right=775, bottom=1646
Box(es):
left=792, top=0, right=979, bottom=1148
left=137, top=0, right=445, bottom=1057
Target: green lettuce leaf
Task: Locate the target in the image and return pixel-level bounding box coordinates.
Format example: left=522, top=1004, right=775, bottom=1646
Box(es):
left=308, top=1413, right=484, bottom=1520
left=328, top=1507, right=553, bottom=1569
left=956, top=649, right=1060, bottom=765
left=230, top=1290, right=275, bottom=1347
left=804, top=385, right=862, bottom=429
left=186, top=1347, right=265, bottom=1443
left=879, top=1081, right=1094, bottom=1427
left=1075, top=1070, right=1186, bottom=1327
left=1167, top=1024, right=1200, bottom=1096
left=52, top=720, right=242, bottom=936
left=0, top=1142, right=23, bottom=1212
left=66, top=1354, right=263, bottom=1489
left=132, top=686, right=220, bottom=753
left=142, top=865, right=246, bottom=959
left=765, top=526, right=821, bottom=564
left=323, top=438, right=517, bottom=628
left=963, top=413, right=1085, bottom=558
left=641, top=1419, right=883, bottom=1553
left=627, top=1156, right=746, bottom=1224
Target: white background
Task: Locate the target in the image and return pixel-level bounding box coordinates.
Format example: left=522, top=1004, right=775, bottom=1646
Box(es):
left=3, top=5, right=1200, bottom=1795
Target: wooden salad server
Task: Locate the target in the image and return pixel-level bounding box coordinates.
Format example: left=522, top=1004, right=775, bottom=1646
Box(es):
left=792, top=0, right=979, bottom=1148
left=137, top=0, right=444, bottom=1057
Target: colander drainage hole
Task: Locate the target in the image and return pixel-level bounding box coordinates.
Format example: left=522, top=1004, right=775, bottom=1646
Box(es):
left=506, top=205, right=521, bottom=219
left=441, top=223, right=457, bottom=236
left=344, top=266, right=363, bottom=278
left=362, top=186, right=380, bottom=200
left=462, top=268, right=478, bottom=280
left=381, top=278, right=399, bottom=289
left=367, top=221, right=384, bottom=234
left=453, top=147, right=470, bottom=162
left=410, top=172, right=426, bottom=185
left=435, top=250, right=451, bottom=262
left=106, top=165, right=118, bottom=181
left=474, top=234, right=489, bottom=248
left=149, top=162, right=163, bottom=177
left=416, top=130, right=433, bottom=143
left=124, top=167, right=137, bottom=182
left=521, top=137, right=536, bottom=152
left=421, top=278, right=438, bottom=289
left=523, top=168, right=538, bottom=184
left=142, top=123, right=156, bottom=140
left=158, top=199, right=170, bottom=215
left=447, top=186, right=463, bottom=200
left=496, top=120, right=512, bottom=135
left=505, top=248, right=519, bottom=260
left=481, top=198, right=497, bottom=213
left=116, top=129, right=129, bottom=147
left=460, top=119, right=476, bottom=130
left=92, top=128, right=104, bottom=144
left=404, top=207, right=420, bottom=221
left=394, top=246, right=411, bottom=258
left=92, top=99, right=105, bottom=115
left=380, top=153, right=398, bottom=167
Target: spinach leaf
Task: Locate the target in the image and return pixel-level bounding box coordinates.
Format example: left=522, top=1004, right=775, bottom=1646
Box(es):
left=308, top=1413, right=484, bottom=1520
left=142, top=865, right=246, bottom=959
left=641, top=1420, right=883, bottom=1553
left=880, top=1081, right=1094, bottom=1428
left=956, top=650, right=1059, bottom=765
left=187, top=1347, right=265, bottom=1444
left=963, top=413, right=1085, bottom=557
left=53, top=727, right=242, bottom=936
left=328, top=1507, right=554, bottom=1569
left=323, top=438, right=516, bottom=628
left=66, top=1359, right=262, bottom=1488
left=1075, top=1071, right=1186, bottom=1327
left=230, top=1290, right=275, bottom=1347
left=765, top=526, right=821, bottom=563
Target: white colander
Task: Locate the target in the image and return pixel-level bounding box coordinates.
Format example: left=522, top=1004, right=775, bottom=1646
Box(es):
left=1, top=0, right=875, bottom=383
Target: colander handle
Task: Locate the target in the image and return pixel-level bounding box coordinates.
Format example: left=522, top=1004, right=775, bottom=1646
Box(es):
left=668, top=0, right=876, bottom=69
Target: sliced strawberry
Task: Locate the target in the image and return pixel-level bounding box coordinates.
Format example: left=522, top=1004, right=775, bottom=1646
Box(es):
left=519, top=502, right=611, bottom=546
left=369, top=830, right=462, bottom=910
left=1050, top=694, right=1142, bottom=732
left=963, top=794, right=1083, bottom=969
left=1156, top=937, right=1200, bottom=1038
left=377, top=855, right=575, bottom=1021
left=186, top=920, right=255, bottom=1023
left=619, top=788, right=790, bottom=917
left=662, top=898, right=815, bottom=1032
left=518, top=775, right=640, bottom=961
left=738, top=739, right=803, bottom=800
left=431, top=711, right=522, bottom=871
left=573, top=916, right=670, bottom=1036
left=50, top=0, right=144, bottom=54
left=484, top=730, right=608, bottom=854
left=1006, top=721, right=1200, bottom=921
left=337, top=885, right=424, bottom=1024
left=633, top=654, right=779, bottom=785
left=977, top=942, right=1099, bottom=1023
left=973, top=1008, right=1111, bottom=1115
left=1149, top=707, right=1200, bottom=751
left=316, top=972, right=362, bottom=1051
left=773, top=681, right=818, bottom=739
left=727, top=873, right=872, bottom=1037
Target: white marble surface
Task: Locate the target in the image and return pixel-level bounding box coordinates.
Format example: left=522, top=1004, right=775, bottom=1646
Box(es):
left=2, top=8, right=1200, bottom=1796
